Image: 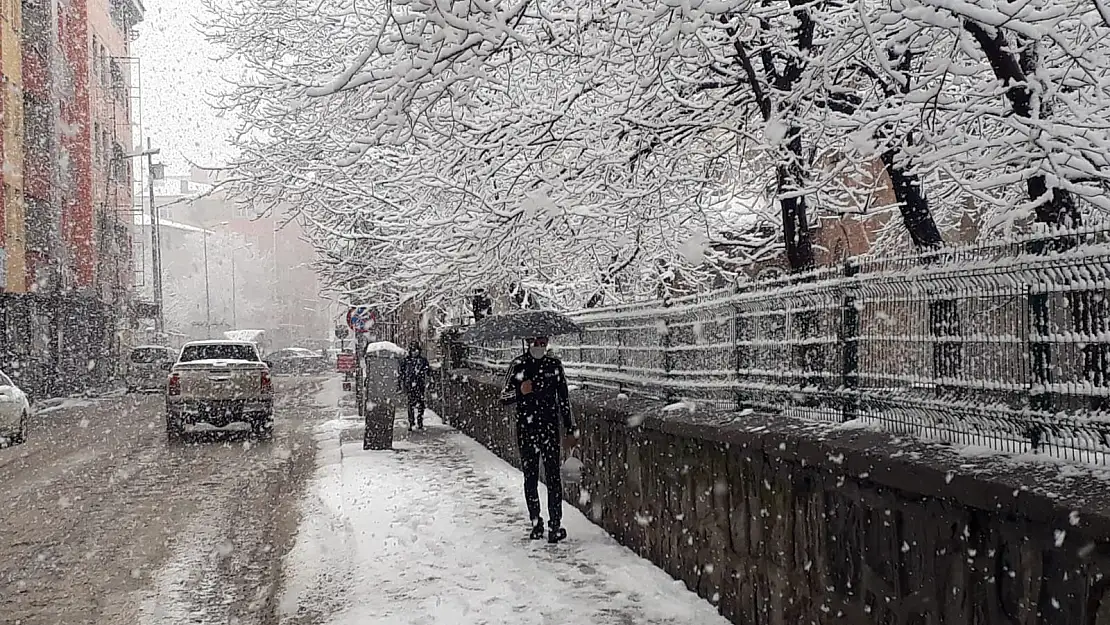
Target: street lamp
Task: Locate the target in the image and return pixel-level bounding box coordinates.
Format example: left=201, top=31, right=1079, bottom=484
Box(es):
left=201, top=221, right=251, bottom=334
left=201, top=226, right=213, bottom=337
left=231, top=242, right=252, bottom=327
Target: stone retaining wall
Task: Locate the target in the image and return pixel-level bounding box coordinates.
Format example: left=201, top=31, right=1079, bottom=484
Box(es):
left=441, top=368, right=1110, bottom=625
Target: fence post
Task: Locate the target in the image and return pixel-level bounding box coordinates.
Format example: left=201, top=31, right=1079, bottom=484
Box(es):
left=840, top=261, right=860, bottom=422
left=793, top=275, right=822, bottom=410
left=661, top=298, right=673, bottom=402
left=1028, top=285, right=1051, bottom=432
left=1069, top=290, right=1109, bottom=414
left=1026, top=235, right=1064, bottom=451
left=928, top=297, right=962, bottom=390
left=731, top=285, right=746, bottom=410
left=616, top=323, right=625, bottom=394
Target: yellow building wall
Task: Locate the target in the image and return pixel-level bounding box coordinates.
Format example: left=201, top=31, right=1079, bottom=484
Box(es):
left=1, top=0, right=25, bottom=293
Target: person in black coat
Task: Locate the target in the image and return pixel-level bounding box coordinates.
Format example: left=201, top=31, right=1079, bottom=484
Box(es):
left=501, top=336, right=578, bottom=543
left=398, top=342, right=431, bottom=431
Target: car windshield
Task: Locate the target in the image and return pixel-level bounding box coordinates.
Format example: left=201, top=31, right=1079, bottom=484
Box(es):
left=131, top=348, right=171, bottom=363
left=178, top=344, right=259, bottom=363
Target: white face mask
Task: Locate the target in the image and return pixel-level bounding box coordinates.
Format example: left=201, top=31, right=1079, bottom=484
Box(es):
left=529, top=346, right=547, bottom=360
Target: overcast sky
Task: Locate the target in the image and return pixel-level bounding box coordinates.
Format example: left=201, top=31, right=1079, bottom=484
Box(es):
left=133, top=0, right=239, bottom=175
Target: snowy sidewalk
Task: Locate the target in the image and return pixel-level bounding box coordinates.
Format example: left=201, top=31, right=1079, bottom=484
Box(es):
left=278, top=410, right=731, bottom=625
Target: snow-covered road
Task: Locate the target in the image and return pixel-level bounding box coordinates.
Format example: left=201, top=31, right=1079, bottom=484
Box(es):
left=1, top=375, right=730, bottom=625
left=278, top=410, right=731, bottom=625
left=0, top=376, right=332, bottom=625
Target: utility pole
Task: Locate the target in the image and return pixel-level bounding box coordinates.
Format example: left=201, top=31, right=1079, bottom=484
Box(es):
left=203, top=230, right=212, bottom=337
left=146, top=138, right=165, bottom=335
left=231, top=252, right=237, bottom=327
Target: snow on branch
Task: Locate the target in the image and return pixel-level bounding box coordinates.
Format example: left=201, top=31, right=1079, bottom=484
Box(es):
left=206, top=0, right=1110, bottom=311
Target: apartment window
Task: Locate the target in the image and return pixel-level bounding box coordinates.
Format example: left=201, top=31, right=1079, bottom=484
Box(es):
left=93, top=121, right=100, bottom=161
left=110, top=59, right=125, bottom=100
left=112, top=143, right=127, bottom=180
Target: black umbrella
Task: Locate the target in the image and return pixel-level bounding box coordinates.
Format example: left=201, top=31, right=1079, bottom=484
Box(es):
left=458, top=310, right=581, bottom=343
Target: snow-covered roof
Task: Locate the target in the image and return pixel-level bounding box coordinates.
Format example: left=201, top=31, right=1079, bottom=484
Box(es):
left=182, top=339, right=255, bottom=347
left=152, top=176, right=215, bottom=199
left=224, top=329, right=267, bottom=342
left=133, top=213, right=213, bottom=234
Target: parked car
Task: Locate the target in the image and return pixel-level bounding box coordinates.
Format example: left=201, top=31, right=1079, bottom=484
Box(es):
left=0, top=369, right=29, bottom=446
left=264, top=347, right=327, bottom=375
left=126, top=345, right=178, bottom=393
left=166, top=340, right=274, bottom=441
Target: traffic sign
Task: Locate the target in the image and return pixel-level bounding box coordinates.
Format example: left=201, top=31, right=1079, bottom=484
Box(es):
left=346, top=306, right=378, bottom=333
left=334, top=325, right=350, bottom=340
left=336, top=352, right=356, bottom=373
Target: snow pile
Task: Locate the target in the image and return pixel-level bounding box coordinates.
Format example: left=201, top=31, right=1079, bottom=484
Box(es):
left=35, top=398, right=102, bottom=415
left=662, top=399, right=697, bottom=413
left=278, top=410, right=730, bottom=625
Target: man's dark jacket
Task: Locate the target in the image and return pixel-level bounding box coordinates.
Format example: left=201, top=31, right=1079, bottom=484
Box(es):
left=398, top=354, right=431, bottom=394
left=500, top=353, right=574, bottom=430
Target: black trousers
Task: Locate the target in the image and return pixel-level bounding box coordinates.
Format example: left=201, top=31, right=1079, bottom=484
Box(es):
left=406, top=390, right=425, bottom=427
left=517, top=418, right=563, bottom=527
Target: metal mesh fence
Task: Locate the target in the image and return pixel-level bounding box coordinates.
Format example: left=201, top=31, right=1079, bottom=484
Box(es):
left=463, top=227, right=1110, bottom=464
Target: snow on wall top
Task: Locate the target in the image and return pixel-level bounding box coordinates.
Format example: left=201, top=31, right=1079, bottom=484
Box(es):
left=366, top=341, right=407, bottom=357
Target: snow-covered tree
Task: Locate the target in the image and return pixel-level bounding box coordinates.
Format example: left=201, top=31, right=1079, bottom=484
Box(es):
left=207, top=0, right=1110, bottom=312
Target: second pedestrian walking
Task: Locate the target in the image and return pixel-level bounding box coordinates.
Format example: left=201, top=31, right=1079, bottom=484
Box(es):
left=398, top=342, right=431, bottom=431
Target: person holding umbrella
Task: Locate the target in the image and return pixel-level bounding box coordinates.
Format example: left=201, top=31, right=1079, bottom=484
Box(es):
left=501, top=335, right=578, bottom=543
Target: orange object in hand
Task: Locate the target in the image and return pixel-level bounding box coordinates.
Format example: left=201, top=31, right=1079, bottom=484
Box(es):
left=521, top=380, right=533, bottom=395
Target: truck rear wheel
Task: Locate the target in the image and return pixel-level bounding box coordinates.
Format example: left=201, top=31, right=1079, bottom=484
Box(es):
left=166, top=414, right=185, bottom=442
left=251, top=415, right=274, bottom=440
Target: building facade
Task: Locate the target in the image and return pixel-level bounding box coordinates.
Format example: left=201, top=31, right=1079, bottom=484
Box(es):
left=2, top=0, right=142, bottom=296
left=1, top=1, right=26, bottom=292
left=87, top=0, right=140, bottom=304
left=0, top=0, right=144, bottom=399
left=22, top=0, right=60, bottom=293
left=57, top=0, right=95, bottom=290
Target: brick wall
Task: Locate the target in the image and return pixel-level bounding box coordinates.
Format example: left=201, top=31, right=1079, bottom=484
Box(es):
left=440, top=367, right=1110, bottom=625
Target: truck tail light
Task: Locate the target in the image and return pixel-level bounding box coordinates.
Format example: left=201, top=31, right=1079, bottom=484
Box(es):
left=261, top=370, right=273, bottom=394
left=168, top=373, right=181, bottom=396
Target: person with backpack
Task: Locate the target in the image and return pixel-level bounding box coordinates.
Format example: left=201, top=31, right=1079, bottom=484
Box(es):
left=397, top=342, right=431, bottom=431
left=500, top=336, right=578, bottom=543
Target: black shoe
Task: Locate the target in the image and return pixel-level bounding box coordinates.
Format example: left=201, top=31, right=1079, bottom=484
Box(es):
left=408, top=423, right=414, bottom=431
left=547, top=525, right=567, bottom=544
left=529, top=519, right=545, bottom=540
left=417, top=423, right=425, bottom=430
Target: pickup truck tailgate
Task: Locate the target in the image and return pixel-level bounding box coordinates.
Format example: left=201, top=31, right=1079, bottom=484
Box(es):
left=173, top=359, right=267, bottom=400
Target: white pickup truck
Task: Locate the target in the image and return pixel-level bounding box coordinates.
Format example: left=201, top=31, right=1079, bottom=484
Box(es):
left=165, top=340, right=275, bottom=440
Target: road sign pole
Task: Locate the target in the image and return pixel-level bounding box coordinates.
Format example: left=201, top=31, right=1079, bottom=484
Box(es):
left=335, top=325, right=350, bottom=354
left=355, top=331, right=366, bottom=419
